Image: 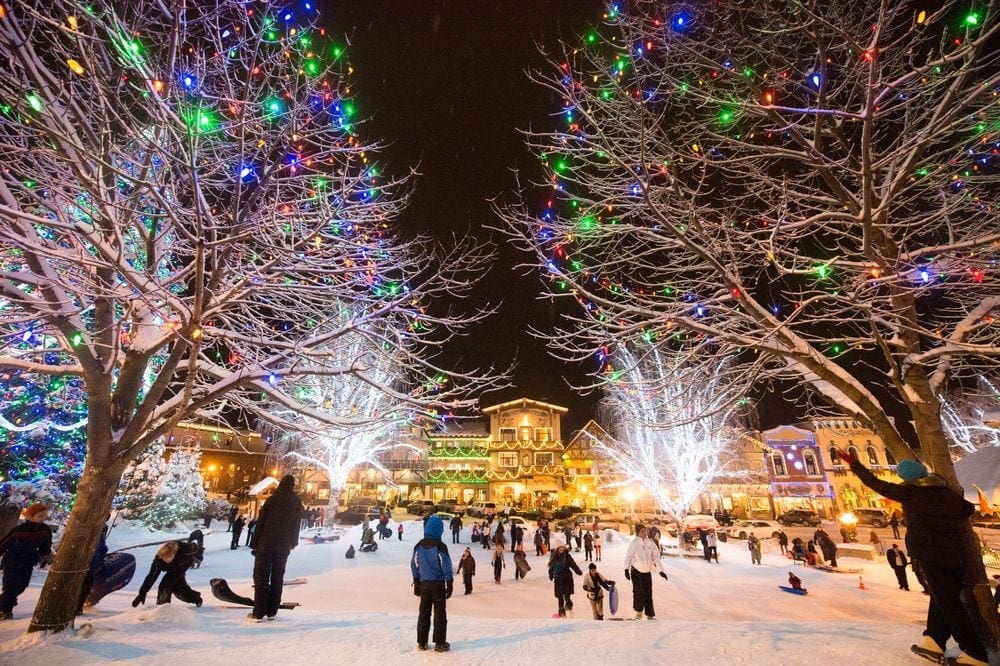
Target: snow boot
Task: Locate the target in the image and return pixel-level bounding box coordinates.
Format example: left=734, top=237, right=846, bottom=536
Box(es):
left=0, top=611, right=12, bottom=621
left=417, top=644, right=428, bottom=651
left=434, top=642, right=450, bottom=652
left=910, top=636, right=945, bottom=664
left=948, top=652, right=988, bottom=666
left=245, top=613, right=264, bottom=623
left=633, top=611, right=644, bottom=620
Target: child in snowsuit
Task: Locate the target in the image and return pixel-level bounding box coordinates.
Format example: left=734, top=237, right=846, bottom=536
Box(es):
left=582, top=562, right=614, bottom=620
left=133, top=541, right=203, bottom=607
left=410, top=515, right=453, bottom=652
left=548, top=544, right=583, bottom=617
left=788, top=571, right=803, bottom=590
left=491, top=543, right=505, bottom=584
left=0, top=503, right=52, bottom=620
left=513, top=549, right=530, bottom=581
left=456, top=548, right=476, bottom=594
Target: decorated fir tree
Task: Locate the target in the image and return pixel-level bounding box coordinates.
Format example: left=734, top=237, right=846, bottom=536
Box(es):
left=117, top=440, right=167, bottom=520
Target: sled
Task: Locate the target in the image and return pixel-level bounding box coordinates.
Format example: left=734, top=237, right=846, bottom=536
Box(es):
left=254, top=578, right=306, bottom=587
left=513, top=555, right=531, bottom=576
left=608, top=582, right=619, bottom=615
left=812, top=564, right=863, bottom=574
left=210, top=578, right=300, bottom=609
left=778, top=585, right=808, bottom=595
left=85, top=552, right=137, bottom=607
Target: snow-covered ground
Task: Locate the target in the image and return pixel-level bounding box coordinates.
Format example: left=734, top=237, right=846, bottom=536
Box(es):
left=0, top=517, right=958, bottom=665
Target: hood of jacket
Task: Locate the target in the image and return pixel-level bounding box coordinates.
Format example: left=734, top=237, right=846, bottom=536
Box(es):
left=424, top=514, right=444, bottom=540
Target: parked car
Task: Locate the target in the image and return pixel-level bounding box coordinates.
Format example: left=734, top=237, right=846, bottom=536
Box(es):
left=574, top=512, right=616, bottom=529
left=972, top=511, right=1000, bottom=529
left=512, top=507, right=545, bottom=521
left=467, top=501, right=497, bottom=518
left=433, top=511, right=456, bottom=523
left=552, top=505, right=585, bottom=520
left=630, top=508, right=676, bottom=526
left=437, top=498, right=458, bottom=513
left=850, top=507, right=889, bottom=528
left=776, top=509, right=822, bottom=527
left=724, top=519, right=784, bottom=539
left=406, top=499, right=436, bottom=516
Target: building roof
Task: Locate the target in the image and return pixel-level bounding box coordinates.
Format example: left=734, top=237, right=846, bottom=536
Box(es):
left=481, top=397, right=569, bottom=414
left=426, top=419, right=489, bottom=438
left=566, top=420, right=612, bottom=448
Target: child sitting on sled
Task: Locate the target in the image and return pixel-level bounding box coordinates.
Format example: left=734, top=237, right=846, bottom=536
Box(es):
left=788, top=572, right=803, bottom=590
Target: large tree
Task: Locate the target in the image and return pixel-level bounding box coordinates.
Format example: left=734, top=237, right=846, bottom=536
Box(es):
left=0, top=0, right=492, bottom=632
left=501, top=0, right=999, bottom=653
left=594, top=347, right=747, bottom=522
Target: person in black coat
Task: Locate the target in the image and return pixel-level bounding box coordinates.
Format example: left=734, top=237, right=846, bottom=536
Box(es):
left=132, top=540, right=202, bottom=607
left=227, top=505, right=238, bottom=532
left=581, top=562, right=614, bottom=620
left=456, top=548, right=476, bottom=594
left=231, top=515, right=246, bottom=550
left=547, top=544, right=583, bottom=617
left=840, top=451, right=987, bottom=665
left=248, top=475, right=303, bottom=621
left=245, top=518, right=257, bottom=547
left=449, top=515, right=462, bottom=544
left=814, top=529, right=838, bottom=568
left=886, top=544, right=910, bottom=591
left=0, top=503, right=53, bottom=620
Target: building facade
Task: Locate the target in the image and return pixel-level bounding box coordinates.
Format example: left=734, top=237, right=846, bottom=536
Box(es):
left=164, top=422, right=270, bottom=499
left=761, top=425, right=836, bottom=518
left=805, top=418, right=901, bottom=512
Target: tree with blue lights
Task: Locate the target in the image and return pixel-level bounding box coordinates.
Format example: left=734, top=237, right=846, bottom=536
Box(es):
left=0, top=0, right=497, bottom=632
left=501, top=0, right=999, bottom=652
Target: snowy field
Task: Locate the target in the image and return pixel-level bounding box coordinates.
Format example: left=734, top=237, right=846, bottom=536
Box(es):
left=0, top=517, right=958, bottom=665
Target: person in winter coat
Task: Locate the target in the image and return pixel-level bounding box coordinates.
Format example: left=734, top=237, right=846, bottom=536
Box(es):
left=777, top=530, right=789, bottom=556
left=231, top=515, right=246, bottom=550
left=481, top=522, right=491, bottom=550
left=814, top=529, right=838, bottom=568
left=534, top=528, right=544, bottom=556
left=449, top=515, right=462, bottom=544
left=788, top=571, right=803, bottom=590
left=491, top=543, right=505, bottom=584
left=133, top=540, right=203, bottom=607
left=698, top=528, right=710, bottom=559
left=456, top=548, right=476, bottom=594
left=513, top=549, right=530, bottom=581
left=704, top=530, right=719, bottom=563
left=791, top=537, right=806, bottom=562
left=227, top=505, right=239, bottom=532
left=887, top=543, right=910, bottom=591
left=471, top=524, right=480, bottom=544
left=593, top=531, right=602, bottom=561
left=244, top=518, right=257, bottom=547
left=581, top=562, right=614, bottom=620
left=623, top=524, right=667, bottom=620
left=410, top=514, right=453, bottom=652
left=78, top=522, right=109, bottom=613
left=805, top=540, right=818, bottom=566
left=840, top=451, right=988, bottom=666
left=398, top=523, right=405, bottom=541
left=563, top=525, right=574, bottom=550
left=747, top=533, right=762, bottom=565
left=247, top=474, right=303, bottom=622
left=574, top=525, right=583, bottom=552
left=890, top=512, right=901, bottom=539
left=0, top=503, right=52, bottom=620
left=548, top=544, right=583, bottom=617
left=510, top=523, right=522, bottom=553
left=583, top=531, right=594, bottom=562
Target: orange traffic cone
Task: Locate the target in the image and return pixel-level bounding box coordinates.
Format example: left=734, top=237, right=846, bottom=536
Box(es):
left=858, top=576, right=866, bottom=590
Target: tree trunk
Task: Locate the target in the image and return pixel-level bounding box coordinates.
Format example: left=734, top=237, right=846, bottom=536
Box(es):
left=27, top=461, right=121, bottom=633
left=325, top=493, right=339, bottom=527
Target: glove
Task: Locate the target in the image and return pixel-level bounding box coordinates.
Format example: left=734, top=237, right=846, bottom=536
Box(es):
left=624, top=568, right=631, bottom=581
left=609, top=580, right=616, bottom=586
left=659, top=571, right=669, bottom=581
left=413, top=578, right=421, bottom=597
left=251, top=549, right=257, bottom=556
left=837, top=449, right=858, bottom=466
left=132, top=594, right=145, bottom=607
left=37, top=553, right=52, bottom=568
left=445, top=581, right=453, bottom=599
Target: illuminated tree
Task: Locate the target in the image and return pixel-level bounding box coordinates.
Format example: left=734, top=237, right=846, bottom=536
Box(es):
left=940, top=377, right=1000, bottom=455
left=594, top=347, right=746, bottom=521
left=501, top=0, right=998, bottom=650
left=0, top=0, right=495, bottom=632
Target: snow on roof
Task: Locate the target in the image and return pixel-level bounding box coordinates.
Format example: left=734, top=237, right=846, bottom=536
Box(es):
left=954, top=446, right=1000, bottom=504
left=249, top=476, right=279, bottom=496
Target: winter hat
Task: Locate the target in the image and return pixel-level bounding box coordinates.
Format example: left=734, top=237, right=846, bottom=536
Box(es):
left=588, top=563, right=597, bottom=570
left=23, top=502, right=48, bottom=518
left=424, top=514, right=444, bottom=540
left=897, top=459, right=928, bottom=482
left=278, top=474, right=296, bottom=491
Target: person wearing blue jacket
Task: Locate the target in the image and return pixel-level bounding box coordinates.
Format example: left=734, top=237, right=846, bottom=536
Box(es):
left=410, top=514, right=453, bottom=652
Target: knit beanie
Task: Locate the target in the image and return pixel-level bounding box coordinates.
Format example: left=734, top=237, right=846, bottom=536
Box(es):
left=896, top=459, right=928, bottom=482
left=23, top=502, right=48, bottom=518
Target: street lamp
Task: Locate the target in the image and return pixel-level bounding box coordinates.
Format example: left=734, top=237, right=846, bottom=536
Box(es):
left=838, top=511, right=859, bottom=543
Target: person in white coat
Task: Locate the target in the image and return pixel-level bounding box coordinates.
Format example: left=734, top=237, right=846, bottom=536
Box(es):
left=623, top=524, right=668, bottom=619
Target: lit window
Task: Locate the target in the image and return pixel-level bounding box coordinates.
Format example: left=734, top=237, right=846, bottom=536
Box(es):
left=866, top=446, right=879, bottom=466
left=829, top=446, right=840, bottom=465
left=535, top=452, right=554, bottom=466
left=804, top=451, right=819, bottom=476
left=772, top=453, right=788, bottom=476
left=499, top=452, right=517, bottom=468
left=499, top=428, right=516, bottom=442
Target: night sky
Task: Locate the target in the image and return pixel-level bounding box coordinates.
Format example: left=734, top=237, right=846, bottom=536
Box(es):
left=322, top=1, right=606, bottom=433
